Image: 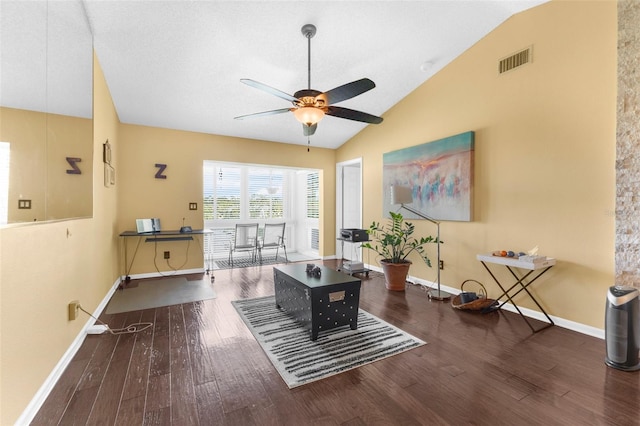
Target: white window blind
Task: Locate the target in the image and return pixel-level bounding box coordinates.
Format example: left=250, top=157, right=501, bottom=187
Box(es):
left=306, top=171, right=319, bottom=219
left=203, top=165, right=241, bottom=220
left=248, top=168, right=284, bottom=219
left=0, top=142, right=10, bottom=224
left=310, top=228, right=319, bottom=250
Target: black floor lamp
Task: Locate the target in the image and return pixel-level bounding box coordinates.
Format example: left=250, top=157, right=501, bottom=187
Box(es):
left=390, top=185, right=451, bottom=301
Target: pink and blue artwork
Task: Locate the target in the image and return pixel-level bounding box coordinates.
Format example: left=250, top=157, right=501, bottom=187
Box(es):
left=383, top=131, right=474, bottom=221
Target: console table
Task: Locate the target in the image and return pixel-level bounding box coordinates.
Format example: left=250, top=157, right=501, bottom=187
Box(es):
left=119, top=229, right=214, bottom=283
left=477, top=254, right=556, bottom=333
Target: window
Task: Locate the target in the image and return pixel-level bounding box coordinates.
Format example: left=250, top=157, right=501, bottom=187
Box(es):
left=0, top=142, right=9, bottom=224
left=203, top=162, right=297, bottom=258
left=204, top=166, right=241, bottom=220
left=204, top=163, right=287, bottom=221
left=248, top=168, right=284, bottom=219
left=306, top=171, right=319, bottom=219
left=203, top=162, right=321, bottom=259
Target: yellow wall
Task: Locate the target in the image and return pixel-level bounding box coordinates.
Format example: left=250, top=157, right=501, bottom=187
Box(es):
left=0, top=1, right=619, bottom=422
left=0, top=107, right=93, bottom=222
left=116, top=124, right=336, bottom=275
left=0, top=54, right=120, bottom=424
left=0, top=107, right=47, bottom=221
left=339, top=0, right=617, bottom=329
left=46, top=112, right=93, bottom=220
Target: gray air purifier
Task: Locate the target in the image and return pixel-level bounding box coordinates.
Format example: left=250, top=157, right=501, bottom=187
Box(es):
left=605, top=285, right=640, bottom=371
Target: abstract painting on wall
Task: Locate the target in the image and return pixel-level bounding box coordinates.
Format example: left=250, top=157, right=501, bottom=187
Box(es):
left=383, top=131, right=474, bottom=221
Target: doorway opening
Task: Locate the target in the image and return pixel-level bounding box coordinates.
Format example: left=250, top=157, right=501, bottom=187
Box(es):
left=336, top=158, right=364, bottom=264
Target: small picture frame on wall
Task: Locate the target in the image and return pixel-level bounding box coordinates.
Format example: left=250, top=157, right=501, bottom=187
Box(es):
left=104, top=164, right=109, bottom=187
left=103, top=140, right=112, bottom=165
left=104, top=163, right=115, bottom=187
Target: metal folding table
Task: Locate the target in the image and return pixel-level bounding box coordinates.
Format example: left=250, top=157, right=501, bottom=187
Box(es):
left=477, top=254, right=556, bottom=333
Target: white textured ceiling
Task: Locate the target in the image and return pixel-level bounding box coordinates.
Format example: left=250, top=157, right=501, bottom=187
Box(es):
left=1, top=0, right=93, bottom=118
left=3, top=1, right=549, bottom=150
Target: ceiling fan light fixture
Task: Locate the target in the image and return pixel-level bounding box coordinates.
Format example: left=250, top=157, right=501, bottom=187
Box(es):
left=293, top=106, right=325, bottom=126
left=237, top=23, right=382, bottom=137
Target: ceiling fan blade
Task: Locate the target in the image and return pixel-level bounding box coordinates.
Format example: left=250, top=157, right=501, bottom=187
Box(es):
left=326, top=106, right=383, bottom=124
left=303, top=123, right=317, bottom=136
left=240, top=79, right=299, bottom=103
left=319, top=78, right=376, bottom=105
left=234, top=108, right=292, bottom=120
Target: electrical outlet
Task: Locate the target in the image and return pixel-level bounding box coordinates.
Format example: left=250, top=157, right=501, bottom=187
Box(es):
left=164, top=251, right=170, bottom=259
left=68, top=300, right=80, bottom=321
left=439, top=260, right=444, bottom=270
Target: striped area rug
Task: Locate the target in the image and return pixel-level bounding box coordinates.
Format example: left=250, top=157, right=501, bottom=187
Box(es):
left=214, top=253, right=319, bottom=270
left=232, top=295, right=426, bottom=388
left=214, top=256, right=284, bottom=269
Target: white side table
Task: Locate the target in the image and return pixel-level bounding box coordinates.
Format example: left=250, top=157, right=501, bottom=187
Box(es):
left=477, top=254, right=556, bottom=333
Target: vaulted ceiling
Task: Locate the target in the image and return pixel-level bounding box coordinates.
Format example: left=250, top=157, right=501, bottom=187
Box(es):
left=3, top=1, right=549, bottom=149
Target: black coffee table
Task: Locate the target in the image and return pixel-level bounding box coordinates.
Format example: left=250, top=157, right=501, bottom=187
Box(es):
left=273, top=264, right=362, bottom=340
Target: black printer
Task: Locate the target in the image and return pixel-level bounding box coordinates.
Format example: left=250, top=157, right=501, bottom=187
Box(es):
left=340, top=228, right=369, bottom=242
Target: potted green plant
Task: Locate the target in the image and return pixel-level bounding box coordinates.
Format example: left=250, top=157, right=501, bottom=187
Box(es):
left=362, top=211, right=438, bottom=291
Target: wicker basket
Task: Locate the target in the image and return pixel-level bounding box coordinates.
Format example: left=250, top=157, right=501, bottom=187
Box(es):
left=451, top=279, right=499, bottom=312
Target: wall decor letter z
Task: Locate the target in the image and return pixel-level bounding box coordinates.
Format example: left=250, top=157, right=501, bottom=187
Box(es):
left=66, top=157, right=82, bottom=174
left=155, top=163, right=167, bottom=179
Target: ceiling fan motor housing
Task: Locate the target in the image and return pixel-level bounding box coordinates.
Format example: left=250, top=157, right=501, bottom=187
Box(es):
left=301, top=24, right=317, bottom=39
left=293, top=89, right=325, bottom=108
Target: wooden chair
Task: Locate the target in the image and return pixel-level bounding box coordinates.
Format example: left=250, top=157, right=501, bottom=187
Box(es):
left=258, top=223, right=288, bottom=264
left=229, top=223, right=259, bottom=266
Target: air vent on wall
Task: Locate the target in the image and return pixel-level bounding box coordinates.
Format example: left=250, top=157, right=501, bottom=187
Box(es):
left=499, top=46, right=532, bottom=74
left=310, top=228, right=319, bottom=250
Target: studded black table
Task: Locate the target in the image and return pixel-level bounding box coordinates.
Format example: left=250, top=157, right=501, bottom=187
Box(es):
left=273, top=264, right=362, bottom=341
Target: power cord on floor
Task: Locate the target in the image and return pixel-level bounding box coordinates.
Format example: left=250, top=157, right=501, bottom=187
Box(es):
left=77, top=305, right=154, bottom=335
left=153, top=239, right=191, bottom=276
left=407, top=279, right=438, bottom=298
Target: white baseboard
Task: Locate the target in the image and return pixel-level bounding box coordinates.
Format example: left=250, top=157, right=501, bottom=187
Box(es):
left=16, top=267, right=214, bottom=424
left=367, top=264, right=606, bottom=340
left=498, top=301, right=605, bottom=339
left=15, top=277, right=121, bottom=426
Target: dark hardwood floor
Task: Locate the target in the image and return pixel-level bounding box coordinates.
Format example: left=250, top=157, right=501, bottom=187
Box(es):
left=32, top=260, right=638, bottom=425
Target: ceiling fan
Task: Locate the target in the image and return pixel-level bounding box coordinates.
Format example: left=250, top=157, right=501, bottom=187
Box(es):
left=234, top=24, right=383, bottom=137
